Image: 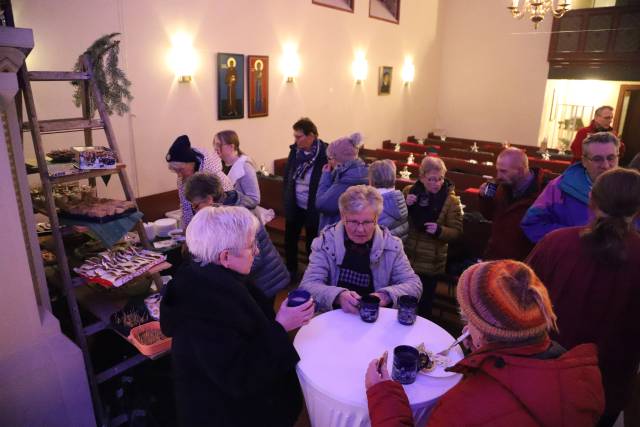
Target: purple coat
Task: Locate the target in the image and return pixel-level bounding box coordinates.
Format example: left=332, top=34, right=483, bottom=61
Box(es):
left=520, top=163, right=593, bottom=243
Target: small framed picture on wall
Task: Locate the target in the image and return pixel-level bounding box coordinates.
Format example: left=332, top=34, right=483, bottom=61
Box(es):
left=378, top=66, right=392, bottom=95
left=247, top=55, right=268, bottom=118
left=312, top=0, right=355, bottom=13
left=369, top=0, right=400, bottom=24
left=217, top=53, right=244, bottom=120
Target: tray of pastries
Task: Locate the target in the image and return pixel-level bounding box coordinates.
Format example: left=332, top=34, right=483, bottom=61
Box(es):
left=58, top=198, right=137, bottom=223
left=74, top=246, right=166, bottom=288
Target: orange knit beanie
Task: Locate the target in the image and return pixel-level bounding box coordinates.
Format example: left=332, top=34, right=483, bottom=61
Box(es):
left=457, top=260, right=558, bottom=343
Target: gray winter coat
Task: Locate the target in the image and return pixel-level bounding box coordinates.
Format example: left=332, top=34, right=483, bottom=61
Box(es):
left=377, top=189, right=409, bottom=242
left=223, top=190, right=290, bottom=298
left=315, top=159, right=369, bottom=230
left=299, top=222, right=422, bottom=312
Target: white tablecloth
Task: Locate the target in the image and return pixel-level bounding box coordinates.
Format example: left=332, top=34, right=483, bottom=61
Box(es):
left=294, top=308, right=463, bottom=427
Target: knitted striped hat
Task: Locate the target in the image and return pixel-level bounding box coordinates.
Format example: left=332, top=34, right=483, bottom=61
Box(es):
left=457, top=260, right=558, bottom=343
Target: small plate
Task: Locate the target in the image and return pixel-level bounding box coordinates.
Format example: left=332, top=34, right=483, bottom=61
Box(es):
left=416, top=343, right=463, bottom=378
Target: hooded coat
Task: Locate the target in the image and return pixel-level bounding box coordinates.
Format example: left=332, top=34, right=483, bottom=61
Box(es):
left=298, top=222, right=422, bottom=312
left=368, top=339, right=604, bottom=427
left=160, top=262, right=301, bottom=427
left=521, top=162, right=594, bottom=243
left=377, top=189, right=409, bottom=242
left=315, top=158, right=369, bottom=230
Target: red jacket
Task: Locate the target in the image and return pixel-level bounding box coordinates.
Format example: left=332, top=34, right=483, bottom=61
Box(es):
left=367, top=339, right=604, bottom=427
left=570, top=121, right=621, bottom=162
left=367, top=380, right=414, bottom=427
left=479, top=168, right=552, bottom=261
left=428, top=339, right=603, bottom=427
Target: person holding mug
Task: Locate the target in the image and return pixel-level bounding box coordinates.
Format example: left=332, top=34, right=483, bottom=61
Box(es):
left=365, top=260, right=604, bottom=427
left=403, top=156, right=463, bottom=317
left=160, top=206, right=314, bottom=426
left=478, top=147, right=552, bottom=261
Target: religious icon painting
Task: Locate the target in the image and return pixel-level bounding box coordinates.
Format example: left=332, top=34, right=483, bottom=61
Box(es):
left=217, top=53, right=244, bottom=120
left=247, top=55, right=269, bottom=118
left=378, top=66, right=392, bottom=95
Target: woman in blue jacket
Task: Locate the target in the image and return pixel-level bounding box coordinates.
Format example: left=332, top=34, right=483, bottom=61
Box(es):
left=316, top=132, right=368, bottom=230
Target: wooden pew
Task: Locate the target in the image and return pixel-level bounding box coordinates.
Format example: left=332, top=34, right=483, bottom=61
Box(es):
left=136, top=189, right=179, bottom=222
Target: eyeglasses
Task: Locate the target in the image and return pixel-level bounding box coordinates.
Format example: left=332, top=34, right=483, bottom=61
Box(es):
left=424, top=176, right=444, bottom=183
left=344, top=219, right=376, bottom=230
left=583, top=154, right=618, bottom=164
left=229, top=239, right=259, bottom=256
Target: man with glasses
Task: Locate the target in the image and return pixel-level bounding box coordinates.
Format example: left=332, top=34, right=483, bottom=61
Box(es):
left=479, top=148, right=552, bottom=261
left=522, top=132, right=621, bottom=243
left=570, top=105, right=618, bottom=162
left=283, top=117, right=328, bottom=280
left=299, top=185, right=421, bottom=313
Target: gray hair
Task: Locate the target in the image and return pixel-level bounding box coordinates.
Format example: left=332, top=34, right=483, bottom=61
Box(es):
left=595, top=105, right=613, bottom=117
left=368, top=159, right=397, bottom=189
left=338, top=185, right=383, bottom=216
left=582, top=132, right=620, bottom=157
left=419, top=156, right=447, bottom=177
left=186, top=206, right=259, bottom=265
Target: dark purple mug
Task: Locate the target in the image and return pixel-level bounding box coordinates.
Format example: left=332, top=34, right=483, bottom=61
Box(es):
left=287, top=289, right=311, bottom=307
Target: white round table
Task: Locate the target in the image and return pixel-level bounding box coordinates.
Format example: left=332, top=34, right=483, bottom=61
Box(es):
left=294, top=307, right=463, bottom=427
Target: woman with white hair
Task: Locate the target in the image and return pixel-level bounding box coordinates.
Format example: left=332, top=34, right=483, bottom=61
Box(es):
left=315, top=132, right=369, bottom=230
left=160, top=206, right=314, bottom=427
left=403, top=156, right=463, bottom=317
left=368, top=159, right=409, bottom=241
left=165, top=134, right=233, bottom=227
left=300, top=185, right=421, bottom=313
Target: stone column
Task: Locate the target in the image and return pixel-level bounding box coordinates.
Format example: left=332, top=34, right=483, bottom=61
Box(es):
left=0, top=27, right=94, bottom=427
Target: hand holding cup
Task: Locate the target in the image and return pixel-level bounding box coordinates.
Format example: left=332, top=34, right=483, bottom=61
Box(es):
left=276, top=298, right=315, bottom=332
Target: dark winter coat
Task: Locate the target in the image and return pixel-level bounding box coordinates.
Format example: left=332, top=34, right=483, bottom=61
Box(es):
left=479, top=167, right=552, bottom=261
left=283, top=140, right=328, bottom=223
left=223, top=190, right=290, bottom=298
left=527, top=226, right=640, bottom=416
left=160, top=262, right=301, bottom=427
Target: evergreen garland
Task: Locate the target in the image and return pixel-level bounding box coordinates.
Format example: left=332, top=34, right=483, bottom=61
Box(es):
left=71, top=33, right=133, bottom=116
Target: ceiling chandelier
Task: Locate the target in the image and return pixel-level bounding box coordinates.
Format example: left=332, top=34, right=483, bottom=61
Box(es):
left=507, top=0, right=572, bottom=29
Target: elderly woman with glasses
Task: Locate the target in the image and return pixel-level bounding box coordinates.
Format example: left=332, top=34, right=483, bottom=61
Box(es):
left=299, top=185, right=421, bottom=313
left=403, top=156, right=463, bottom=317
left=160, top=206, right=314, bottom=427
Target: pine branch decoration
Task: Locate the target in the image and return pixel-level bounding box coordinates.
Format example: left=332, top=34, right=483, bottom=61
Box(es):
left=71, top=33, right=133, bottom=117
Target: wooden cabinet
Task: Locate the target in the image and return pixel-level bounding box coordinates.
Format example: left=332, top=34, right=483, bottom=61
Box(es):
left=548, top=5, right=640, bottom=80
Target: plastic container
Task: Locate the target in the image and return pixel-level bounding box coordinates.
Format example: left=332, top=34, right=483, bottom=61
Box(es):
left=128, top=321, right=172, bottom=357
left=154, top=218, right=177, bottom=237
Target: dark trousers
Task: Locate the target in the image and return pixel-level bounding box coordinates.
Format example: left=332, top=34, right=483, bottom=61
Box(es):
left=285, top=206, right=318, bottom=274
left=417, top=274, right=438, bottom=318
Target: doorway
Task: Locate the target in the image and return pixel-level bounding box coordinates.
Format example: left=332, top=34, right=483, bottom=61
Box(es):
left=615, top=84, right=640, bottom=166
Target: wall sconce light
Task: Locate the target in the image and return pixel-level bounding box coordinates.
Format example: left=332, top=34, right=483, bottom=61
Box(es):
left=168, top=33, right=198, bottom=83
left=280, top=43, right=301, bottom=83
left=401, top=57, right=415, bottom=86
left=352, top=51, right=368, bottom=84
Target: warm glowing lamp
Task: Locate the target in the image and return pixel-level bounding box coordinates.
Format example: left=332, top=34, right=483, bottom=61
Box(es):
left=352, top=51, right=368, bottom=84
left=280, top=43, right=301, bottom=83
left=401, top=57, right=415, bottom=85
left=168, top=33, right=198, bottom=83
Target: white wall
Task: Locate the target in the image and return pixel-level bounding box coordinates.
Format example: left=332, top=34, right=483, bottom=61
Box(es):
left=537, top=79, right=638, bottom=149
left=435, top=0, right=552, bottom=146
left=15, top=0, right=443, bottom=197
